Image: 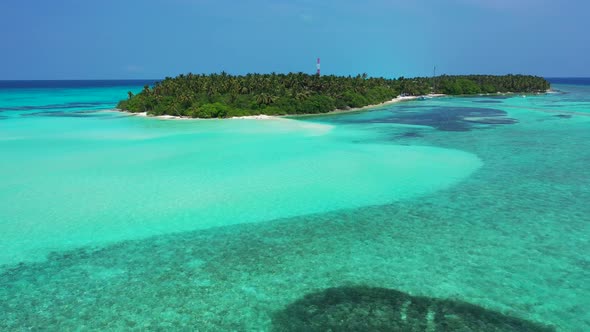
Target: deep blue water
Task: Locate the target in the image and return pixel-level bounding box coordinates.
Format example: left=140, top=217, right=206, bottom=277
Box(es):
left=0, top=80, right=158, bottom=89
left=546, top=77, right=590, bottom=85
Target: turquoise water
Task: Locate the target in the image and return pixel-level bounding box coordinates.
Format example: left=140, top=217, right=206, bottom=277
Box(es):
left=1, top=81, right=589, bottom=330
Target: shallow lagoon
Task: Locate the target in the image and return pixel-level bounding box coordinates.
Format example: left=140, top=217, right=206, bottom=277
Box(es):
left=0, top=82, right=589, bottom=330
left=0, top=111, right=481, bottom=266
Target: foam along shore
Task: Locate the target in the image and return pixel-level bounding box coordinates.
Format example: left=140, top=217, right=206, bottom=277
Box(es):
left=124, top=111, right=281, bottom=120
left=121, top=94, right=447, bottom=121
left=126, top=112, right=278, bottom=120
left=322, top=94, right=434, bottom=113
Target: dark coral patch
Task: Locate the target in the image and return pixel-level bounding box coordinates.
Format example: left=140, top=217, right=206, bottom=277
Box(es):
left=345, top=106, right=517, bottom=131
left=394, top=131, right=424, bottom=140
left=272, top=286, right=554, bottom=332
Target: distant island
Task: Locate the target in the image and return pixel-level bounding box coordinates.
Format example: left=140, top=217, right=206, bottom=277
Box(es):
left=117, top=73, right=550, bottom=118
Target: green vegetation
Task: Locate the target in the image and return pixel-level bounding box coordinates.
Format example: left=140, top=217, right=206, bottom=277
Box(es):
left=117, top=73, right=550, bottom=118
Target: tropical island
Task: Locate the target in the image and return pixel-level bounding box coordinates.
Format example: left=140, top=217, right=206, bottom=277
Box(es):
left=117, top=73, right=550, bottom=118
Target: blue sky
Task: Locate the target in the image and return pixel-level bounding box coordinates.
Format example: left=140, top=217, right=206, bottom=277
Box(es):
left=0, top=0, right=588, bottom=79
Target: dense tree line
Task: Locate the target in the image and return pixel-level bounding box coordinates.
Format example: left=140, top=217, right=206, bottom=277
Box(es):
left=117, top=73, right=550, bottom=118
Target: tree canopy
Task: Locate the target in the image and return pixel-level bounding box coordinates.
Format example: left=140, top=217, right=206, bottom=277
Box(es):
left=117, top=72, right=550, bottom=118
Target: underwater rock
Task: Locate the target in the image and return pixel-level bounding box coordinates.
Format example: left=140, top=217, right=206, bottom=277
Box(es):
left=272, top=286, right=554, bottom=332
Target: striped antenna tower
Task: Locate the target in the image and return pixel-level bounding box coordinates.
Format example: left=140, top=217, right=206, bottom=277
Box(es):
left=316, top=58, right=321, bottom=76
left=432, top=65, right=437, bottom=92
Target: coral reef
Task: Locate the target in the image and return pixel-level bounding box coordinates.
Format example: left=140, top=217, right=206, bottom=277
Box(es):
left=272, top=286, right=554, bottom=332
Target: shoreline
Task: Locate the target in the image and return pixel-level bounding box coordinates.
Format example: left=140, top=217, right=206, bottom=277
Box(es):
left=288, top=94, right=447, bottom=119
left=123, top=111, right=278, bottom=121
left=118, top=91, right=553, bottom=121
left=118, top=94, right=448, bottom=121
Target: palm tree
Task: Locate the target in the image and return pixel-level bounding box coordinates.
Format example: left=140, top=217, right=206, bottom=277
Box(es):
left=120, top=71, right=549, bottom=117
left=256, top=93, right=277, bottom=105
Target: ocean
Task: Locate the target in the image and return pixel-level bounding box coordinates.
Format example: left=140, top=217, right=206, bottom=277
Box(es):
left=0, top=78, right=588, bottom=330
